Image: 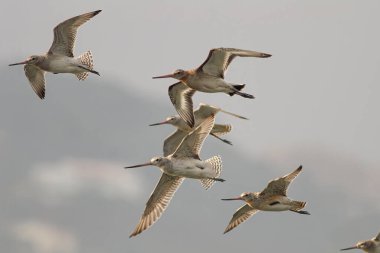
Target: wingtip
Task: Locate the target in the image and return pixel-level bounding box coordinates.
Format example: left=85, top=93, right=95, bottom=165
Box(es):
left=223, top=228, right=230, bottom=234
left=94, top=10, right=102, bottom=15
left=129, top=230, right=140, bottom=238
left=297, top=165, right=303, bottom=171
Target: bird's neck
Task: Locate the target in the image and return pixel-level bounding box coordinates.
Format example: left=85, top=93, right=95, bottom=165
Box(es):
left=180, top=69, right=196, bottom=83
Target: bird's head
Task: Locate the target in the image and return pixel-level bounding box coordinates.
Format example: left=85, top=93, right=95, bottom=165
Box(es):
left=153, top=69, right=188, bottom=81
left=221, top=192, right=254, bottom=203
left=149, top=116, right=180, bottom=127
left=149, top=156, right=168, bottom=167
left=9, top=55, right=42, bottom=66
left=124, top=156, right=168, bottom=170
left=341, top=241, right=375, bottom=252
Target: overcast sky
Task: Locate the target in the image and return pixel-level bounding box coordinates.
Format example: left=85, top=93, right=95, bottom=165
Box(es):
left=1, top=1, right=380, bottom=253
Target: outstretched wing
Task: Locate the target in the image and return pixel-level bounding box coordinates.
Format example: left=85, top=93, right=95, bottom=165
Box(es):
left=168, top=82, right=196, bottom=128
left=375, top=232, right=380, bottom=241
left=24, top=64, right=46, bottom=99
left=194, top=103, right=220, bottom=122
left=224, top=204, right=258, bottom=234
left=260, top=165, right=303, bottom=197
left=129, top=174, right=184, bottom=237
left=197, top=48, right=271, bottom=78
left=163, top=129, right=187, bottom=157
left=48, top=10, right=101, bottom=56
left=172, top=114, right=215, bottom=158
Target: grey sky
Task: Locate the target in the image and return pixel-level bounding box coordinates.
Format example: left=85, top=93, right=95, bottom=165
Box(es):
left=1, top=1, right=380, bottom=253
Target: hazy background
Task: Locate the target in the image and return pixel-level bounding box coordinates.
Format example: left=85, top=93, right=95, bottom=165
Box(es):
left=1, top=1, right=380, bottom=252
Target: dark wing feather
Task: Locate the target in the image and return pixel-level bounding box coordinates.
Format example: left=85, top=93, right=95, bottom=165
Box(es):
left=48, top=10, right=101, bottom=56
left=172, top=115, right=215, bottom=158
left=24, top=64, right=46, bottom=99
left=168, top=82, right=196, bottom=128
left=260, top=166, right=303, bottom=197
left=224, top=204, right=258, bottom=234
left=197, top=47, right=271, bottom=78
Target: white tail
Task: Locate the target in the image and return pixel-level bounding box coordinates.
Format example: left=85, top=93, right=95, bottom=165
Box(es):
left=199, top=155, right=222, bottom=190
left=76, top=51, right=94, bottom=80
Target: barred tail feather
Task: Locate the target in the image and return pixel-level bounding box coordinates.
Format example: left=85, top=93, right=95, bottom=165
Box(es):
left=291, top=201, right=306, bottom=211
left=199, top=155, right=222, bottom=190
left=212, top=124, right=232, bottom=137
left=76, top=51, right=94, bottom=80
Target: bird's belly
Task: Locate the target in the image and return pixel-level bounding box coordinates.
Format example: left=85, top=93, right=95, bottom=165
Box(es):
left=165, top=159, right=214, bottom=179
left=185, top=77, right=230, bottom=93
left=258, top=196, right=292, bottom=211
left=46, top=58, right=83, bottom=74
left=260, top=203, right=291, bottom=212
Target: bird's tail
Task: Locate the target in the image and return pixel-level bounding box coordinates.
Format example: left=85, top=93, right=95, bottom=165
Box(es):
left=76, top=50, right=95, bottom=80
left=228, top=84, right=255, bottom=99
left=199, top=155, right=223, bottom=190
left=291, top=200, right=307, bottom=211
left=232, top=84, right=245, bottom=91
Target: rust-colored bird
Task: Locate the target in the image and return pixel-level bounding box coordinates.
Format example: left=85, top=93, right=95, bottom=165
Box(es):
left=153, top=47, right=271, bottom=126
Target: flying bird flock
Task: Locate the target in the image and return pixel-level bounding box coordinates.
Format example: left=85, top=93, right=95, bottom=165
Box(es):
left=8, top=9, right=378, bottom=252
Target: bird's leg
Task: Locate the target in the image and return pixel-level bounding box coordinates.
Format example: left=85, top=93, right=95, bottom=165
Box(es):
left=210, top=133, right=232, bottom=145
left=206, top=177, right=226, bottom=182
left=77, top=65, right=100, bottom=76
left=290, top=210, right=310, bottom=215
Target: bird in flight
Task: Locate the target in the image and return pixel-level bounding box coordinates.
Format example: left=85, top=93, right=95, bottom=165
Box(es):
left=222, top=165, right=309, bottom=234
left=153, top=47, right=271, bottom=127
left=341, top=232, right=380, bottom=253
left=125, top=115, right=224, bottom=237
left=149, top=103, right=248, bottom=148
left=9, top=10, right=101, bottom=99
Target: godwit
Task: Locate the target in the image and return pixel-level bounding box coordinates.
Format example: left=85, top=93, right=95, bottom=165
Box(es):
left=149, top=103, right=248, bottom=148
left=221, top=165, right=309, bottom=234
left=9, top=10, right=101, bottom=99
left=341, top=232, right=380, bottom=253
left=153, top=48, right=271, bottom=126
left=124, top=115, right=224, bottom=237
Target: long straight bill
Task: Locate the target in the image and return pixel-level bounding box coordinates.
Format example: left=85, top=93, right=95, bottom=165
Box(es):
left=124, top=162, right=152, bottom=169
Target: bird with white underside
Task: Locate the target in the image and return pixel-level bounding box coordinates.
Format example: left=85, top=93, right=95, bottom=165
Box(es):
left=125, top=114, right=224, bottom=237
left=9, top=10, right=101, bottom=99
left=222, top=165, right=309, bottom=234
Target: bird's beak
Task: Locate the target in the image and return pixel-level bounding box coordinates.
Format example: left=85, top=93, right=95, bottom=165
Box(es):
left=341, top=246, right=358, bottom=251
left=221, top=196, right=243, bottom=201
left=124, top=162, right=152, bottom=169
left=149, top=120, right=169, bottom=126
left=9, top=60, right=28, bottom=66
left=152, top=73, right=174, bottom=79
